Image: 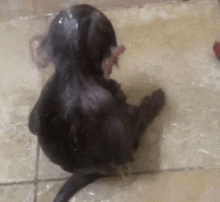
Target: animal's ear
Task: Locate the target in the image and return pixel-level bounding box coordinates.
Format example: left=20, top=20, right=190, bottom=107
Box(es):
left=110, top=45, right=125, bottom=58
left=29, top=35, right=49, bottom=68
left=101, top=45, right=125, bottom=80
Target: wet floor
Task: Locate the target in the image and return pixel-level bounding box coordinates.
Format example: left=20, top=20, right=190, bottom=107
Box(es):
left=1, top=0, right=220, bottom=201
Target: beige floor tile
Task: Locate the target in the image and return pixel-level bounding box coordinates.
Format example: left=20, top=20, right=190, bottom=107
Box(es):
left=37, top=181, right=64, bottom=202
left=0, top=184, right=34, bottom=202
left=0, top=0, right=35, bottom=21
left=32, top=0, right=181, bottom=16
left=61, top=0, right=180, bottom=12
left=35, top=0, right=63, bottom=15
left=0, top=19, right=47, bottom=182
left=37, top=168, right=220, bottom=202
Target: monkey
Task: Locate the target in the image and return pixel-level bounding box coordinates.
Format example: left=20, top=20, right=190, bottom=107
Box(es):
left=28, top=4, right=165, bottom=202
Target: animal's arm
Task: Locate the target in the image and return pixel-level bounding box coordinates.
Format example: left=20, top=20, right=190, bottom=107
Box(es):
left=28, top=76, right=55, bottom=135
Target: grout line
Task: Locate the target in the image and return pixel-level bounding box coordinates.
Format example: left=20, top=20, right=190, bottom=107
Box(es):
left=33, top=141, right=40, bottom=202
left=131, top=166, right=205, bottom=175
left=33, top=0, right=37, bottom=17
left=0, top=166, right=217, bottom=187
left=0, top=180, right=35, bottom=187
left=38, top=177, right=69, bottom=183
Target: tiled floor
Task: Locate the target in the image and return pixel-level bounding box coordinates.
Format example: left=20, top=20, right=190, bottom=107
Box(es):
left=0, top=0, right=182, bottom=21
left=1, top=0, right=220, bottom=201
left=37, top=168, right=220, bottom=202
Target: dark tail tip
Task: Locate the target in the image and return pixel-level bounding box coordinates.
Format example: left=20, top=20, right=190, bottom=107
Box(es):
left=54, top=173, right=101, bottom=202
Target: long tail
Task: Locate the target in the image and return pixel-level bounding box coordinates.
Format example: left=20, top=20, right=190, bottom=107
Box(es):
left=54, top=173, right=101, bottom=202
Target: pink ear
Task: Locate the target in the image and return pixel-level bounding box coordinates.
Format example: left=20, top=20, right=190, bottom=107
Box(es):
left=102, top=45, right=125, bottom=81
left=111, top=45, right=125, bottom=57
left=107, top=45, right=125, bottom=66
